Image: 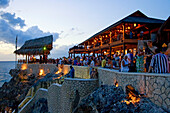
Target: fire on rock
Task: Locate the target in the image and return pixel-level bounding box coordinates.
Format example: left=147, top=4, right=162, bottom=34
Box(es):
left=73, top=84, right=167, bottom=113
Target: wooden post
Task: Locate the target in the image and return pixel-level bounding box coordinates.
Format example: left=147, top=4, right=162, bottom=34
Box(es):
left=101, top=49, right=102, bottom=56
left=26, top=55, right=27, bottom=63
left=123, top=23, right=125, bottom=55
left=100, top=35, right=103, bottom=46
left=123, top=23, right=125, bottom=40
left=123, top=44, right=125, bottom=55
left=93, top=39, right=95, bottom=48
left=109, top=46, right=112, bottom=58
left=28, top=55, right=29, bottom=63
left=93, top=51, right=95, bottom=57
left=168, top=32, right=170, bottom=42
left=84, top=43, right=86, bottom=49
left=110, top=31, right=112, bottom=43
left=149, top=29, right=151, bottom=40
left=74, top=49, right=75, bottom=58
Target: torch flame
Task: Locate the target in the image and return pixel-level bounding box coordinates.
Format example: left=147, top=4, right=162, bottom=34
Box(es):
left=39, top=69, right=44, bottom=76
left=21, top=64, right=27, bottom=70
left=115, top=81, right=118, bottom=87
left=55, top=71, right=60, bottom=74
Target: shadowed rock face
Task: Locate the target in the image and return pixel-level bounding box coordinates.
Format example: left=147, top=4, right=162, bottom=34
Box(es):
left=31, top=98, right=48, bottom=113
left=0, top=68, right=62, bottom=112
left=74, top=85, right=168, bottom=113
left=0, top=69, right=37, bottom=112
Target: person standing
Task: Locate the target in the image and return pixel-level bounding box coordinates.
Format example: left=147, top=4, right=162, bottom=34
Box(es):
left=121, top=55, right=130, bottom=72
left=101, top=57, right=106, bottom=68
left=136, top=47, right=144, bottom=72
left=145, top=41, right=157, bottom=72
left=148, top=48, right=169, bottom=73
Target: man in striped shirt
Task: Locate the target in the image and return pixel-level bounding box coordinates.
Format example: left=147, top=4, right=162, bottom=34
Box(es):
left=148, top=48, right=169, bottom=73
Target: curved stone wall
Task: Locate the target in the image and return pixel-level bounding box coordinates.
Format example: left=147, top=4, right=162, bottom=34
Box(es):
left=47, top=78, right=99, bottom=113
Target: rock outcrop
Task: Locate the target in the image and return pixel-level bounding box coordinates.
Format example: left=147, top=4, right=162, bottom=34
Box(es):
left=74, top=85, right=167, bottom=113
left=0, top=69, right=37, bottom=112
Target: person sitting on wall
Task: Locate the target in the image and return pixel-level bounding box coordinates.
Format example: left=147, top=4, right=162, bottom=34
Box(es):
left=90, top=68, right=95, bottom=79
left=94, top=69, right=98, bottom=79
left=67, top=65, right=75, bottom=78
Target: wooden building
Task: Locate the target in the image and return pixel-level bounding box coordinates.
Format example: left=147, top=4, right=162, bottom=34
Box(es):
left=69, top=10, right=165, bottom=58
left=14, top=35, right=53, bottom=62
left=157, top=16, right=170, bottom=47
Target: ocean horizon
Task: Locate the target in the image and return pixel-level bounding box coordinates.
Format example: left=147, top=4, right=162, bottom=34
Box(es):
left=0, top=61, right=16, bottom=87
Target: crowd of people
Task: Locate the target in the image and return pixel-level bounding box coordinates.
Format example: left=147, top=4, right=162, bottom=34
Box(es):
left=56, top=41, right=170, bottom=74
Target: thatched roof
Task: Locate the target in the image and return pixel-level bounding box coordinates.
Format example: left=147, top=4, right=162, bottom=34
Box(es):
left=14, top=35, right=53, bottom=55
left=79, top=10, right=165, bottom=45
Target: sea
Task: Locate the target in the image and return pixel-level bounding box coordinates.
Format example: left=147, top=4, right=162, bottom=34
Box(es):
left=0, top=61, right=16, bottom=87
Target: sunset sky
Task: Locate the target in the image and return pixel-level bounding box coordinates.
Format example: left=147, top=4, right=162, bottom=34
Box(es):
left=0, top=0, right=170, bottom=61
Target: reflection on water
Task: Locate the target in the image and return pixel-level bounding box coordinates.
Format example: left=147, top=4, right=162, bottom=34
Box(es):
left=0, top=61, right=15, bottom=87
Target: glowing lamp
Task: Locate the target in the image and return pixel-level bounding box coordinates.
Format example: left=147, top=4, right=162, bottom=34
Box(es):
left=162, top=43, right=167, bottom=47
left=134, top=23, right=136, bottom=27
left=43, top=47, right=47, bottom=50
left=128, top=27, right=130, bottom=29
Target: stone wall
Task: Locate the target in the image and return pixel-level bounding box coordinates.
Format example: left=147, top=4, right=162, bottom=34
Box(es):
left=61, top=65, right=92, bottom=79
left=19, top=88, right=48, bottom=113
left=17, top=64, right=58, bottom=76
left=98, top=68, right=170, bottom=110
left=48, top=78, right=99, bottom=113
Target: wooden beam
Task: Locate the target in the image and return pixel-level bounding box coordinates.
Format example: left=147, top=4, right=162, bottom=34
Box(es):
left=163, top=29, right=170, bottom=31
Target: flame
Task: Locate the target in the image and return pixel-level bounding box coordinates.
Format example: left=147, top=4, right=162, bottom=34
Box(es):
left=122, top=93, right=140, bottom=105
left=39, top=69, right=44, bottom=76
left=55, top=71, right=60, bottom=74
left=21, top=64, right=27, bottom=70
left=115, top=81, right=118, bottom=87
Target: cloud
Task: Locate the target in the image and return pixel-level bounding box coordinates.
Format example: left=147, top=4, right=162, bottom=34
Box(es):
left=0, top=18, right=59, bottom=46
left=51, top=44, right=74, bottom=58
left=1, top=12, right=26, bottom=28
left=0, top=0, right=10, bottom=9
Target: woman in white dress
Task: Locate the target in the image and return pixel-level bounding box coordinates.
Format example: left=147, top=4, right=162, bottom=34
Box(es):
left=121, top=55, right=130, bottom=72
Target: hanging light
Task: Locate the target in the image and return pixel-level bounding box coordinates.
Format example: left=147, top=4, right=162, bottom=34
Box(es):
left=134, top=23, right=136, bottom=27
